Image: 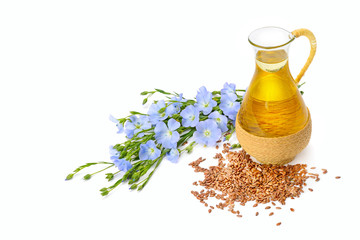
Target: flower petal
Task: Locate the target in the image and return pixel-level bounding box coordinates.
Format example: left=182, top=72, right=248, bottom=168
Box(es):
left=154, top=122, right=168, bottom=135
left=168, top=119, right=180, bottom=131
left=109, top=114, right=118, bottom=123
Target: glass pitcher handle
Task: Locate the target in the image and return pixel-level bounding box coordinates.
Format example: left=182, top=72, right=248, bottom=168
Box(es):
left=291, top=28, right=317, bottom=83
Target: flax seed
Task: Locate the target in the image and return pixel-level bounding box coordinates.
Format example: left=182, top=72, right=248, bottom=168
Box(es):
left=335, top=176, right=341, bottom=179
left=269, top=212, right=274, bottom=216
left=308, top=188, right=313, bottom=192
left=290, top=208, right=295, bottom=212
left=208, top=209, right=212, bottom=213
left=276, top=222, right=282, bottom=226
left=189, top=149, right=324, bottom=222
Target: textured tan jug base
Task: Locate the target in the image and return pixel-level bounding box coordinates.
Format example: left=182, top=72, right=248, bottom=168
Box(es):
left=235, top=110, right=312, bottom=165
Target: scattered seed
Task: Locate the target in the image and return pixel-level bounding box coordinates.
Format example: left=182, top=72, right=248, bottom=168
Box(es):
left=335, top=176, right=341, bottom=179
left=276, top=222, right=282, bottom=226
left=236, top=214, right=242, bottom=218
left=308, top=188, right=313, bottom=192
left=189, top=148, right=328, bottom=223
left=311, top=167, right=316, bottom=169
left=322, top=169, right=328, bottom=174
left=290, top=208, right=295, bottom=212
left=208, top=209, right=212, bottom=213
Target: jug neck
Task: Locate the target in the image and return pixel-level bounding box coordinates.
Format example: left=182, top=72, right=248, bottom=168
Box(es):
left=254, top=48, right=290, bottom=73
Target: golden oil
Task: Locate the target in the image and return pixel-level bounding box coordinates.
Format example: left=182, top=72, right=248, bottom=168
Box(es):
left=239, top=50, right=309, bottom=137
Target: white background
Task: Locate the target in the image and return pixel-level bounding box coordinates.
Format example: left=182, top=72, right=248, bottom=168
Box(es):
left=1, top=0, right=360, bottom=239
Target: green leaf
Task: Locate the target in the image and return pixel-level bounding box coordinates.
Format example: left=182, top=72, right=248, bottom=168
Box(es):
left=297, top=82, right=306, bottom=88
left=129, top=111, right=144, bottom=115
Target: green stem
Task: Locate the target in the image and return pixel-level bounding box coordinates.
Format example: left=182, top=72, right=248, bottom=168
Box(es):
left=177, top=128, right=195, bottom=147
left=90, top=164, right=114, bottom=176
left=138, top=154, right=165, bottom=191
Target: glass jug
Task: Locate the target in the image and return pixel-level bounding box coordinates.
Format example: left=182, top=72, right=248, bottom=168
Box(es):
left=238, top=27, right=317, bottom=137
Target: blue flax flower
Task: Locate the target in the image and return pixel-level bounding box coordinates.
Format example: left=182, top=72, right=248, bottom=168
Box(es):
left=166, top=148, right=180, bottom=163
left=124, top=115, right=152, bottom=138
left=193, top=119, right=222, bottom=147
left=219, top=93, right=240, bottom=120
left=180, top=105, right=199, bottom=127
left=208, top=111, right=228, bottom=132
left=139, top=140, right=161, bottom=160
left=154, top=119, right=180, bottom=149
left=165, top=93, right=185, bottom=117
left=113, top=158, right=132, bottom=172
left=221, top=82, right=236, bottom=96
left=109, top=145, right=120, bottom=159
left=148, top=100, right=168, bottom=124
left=194, top=86, right=217, bottom=115
left=109, top=115, right=124, bottom=134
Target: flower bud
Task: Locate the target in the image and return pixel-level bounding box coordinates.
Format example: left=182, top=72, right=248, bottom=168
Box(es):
left=230, top=143, right=241, bottom=149
left=83, top=174, right=92, bottom=180
left=65, top=173, right=74, bottom=181
left=101, top=191, right=109, bottom=196
left=137, top=184, right=144, bottom=191
left=158, top=107, right=166, bottom=113
left=140, top=91, right=148, bottom=95
left=105, top=173, right=114, bottom=181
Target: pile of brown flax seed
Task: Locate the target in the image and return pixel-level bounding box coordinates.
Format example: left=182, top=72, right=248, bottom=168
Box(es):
left=189, top=143, right=334, bottom=225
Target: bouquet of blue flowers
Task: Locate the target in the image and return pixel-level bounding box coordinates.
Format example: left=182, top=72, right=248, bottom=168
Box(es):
left=66, top=83, right=246, bottom=195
